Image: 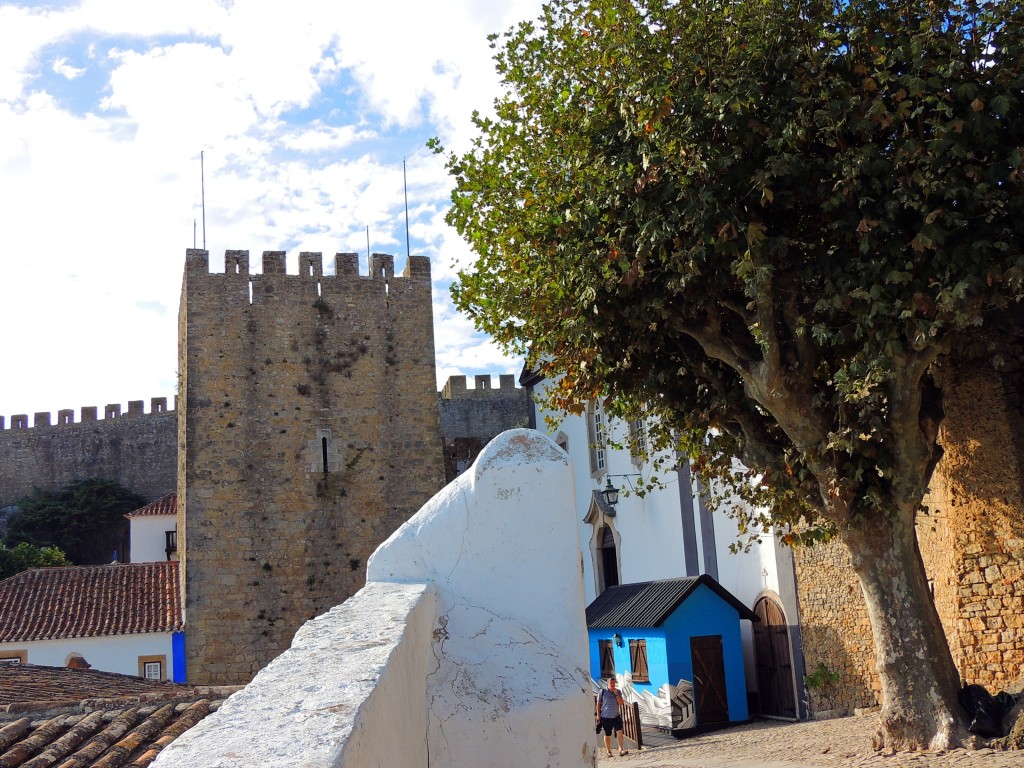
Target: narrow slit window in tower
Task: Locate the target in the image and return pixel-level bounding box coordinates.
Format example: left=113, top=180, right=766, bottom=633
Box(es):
left=322, top=437, right=329, bottom=473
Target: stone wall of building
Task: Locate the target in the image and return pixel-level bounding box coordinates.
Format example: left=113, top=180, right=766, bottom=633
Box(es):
left=917, top=365, right=1024, bottom=687
left=437, top=373, right=531, bottom=482
left=794, top=364, right=1024, bottom=717
left=0, top=399, right=176, bottom=507
left=178, top=249, right=445, bottom=685
left=792, top=538, right=880, bottom=716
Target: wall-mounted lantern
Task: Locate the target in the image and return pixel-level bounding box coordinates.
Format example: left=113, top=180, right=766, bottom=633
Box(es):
left=601, top=477, right=620, bottom=507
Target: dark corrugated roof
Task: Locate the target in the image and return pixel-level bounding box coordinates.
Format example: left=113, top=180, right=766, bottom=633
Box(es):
left=0, top=562, right=182, bottom=642
left=586, top=575, right=759, bottom=629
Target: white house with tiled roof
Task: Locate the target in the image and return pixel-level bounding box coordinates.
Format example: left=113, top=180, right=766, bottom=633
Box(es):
left=0, top=562, right=184, bottom=682
left=125, top=493, right=178, bottom=563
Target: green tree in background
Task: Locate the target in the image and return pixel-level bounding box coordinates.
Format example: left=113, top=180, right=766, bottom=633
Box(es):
left=437, top=0, right=1024, bottom=750
left=0, top=541, right=70, bottom=581
left=6, top=479, right=144, bottom=566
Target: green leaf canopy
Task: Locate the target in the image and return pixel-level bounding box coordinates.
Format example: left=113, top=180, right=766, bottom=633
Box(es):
left=442, top=0, right=1024, bottom=534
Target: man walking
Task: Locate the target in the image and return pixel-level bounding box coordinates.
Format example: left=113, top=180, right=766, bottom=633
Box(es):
left=596, top=676, right=629, bottom=757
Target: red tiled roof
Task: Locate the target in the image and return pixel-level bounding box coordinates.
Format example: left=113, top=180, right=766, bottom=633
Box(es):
left=124, top=494, right=176, bottom=519
left=0, top=665, right=241, bottom=767
left=0, top=664, right=182, bottom=709
left=0, top=563, right=182, bottom=643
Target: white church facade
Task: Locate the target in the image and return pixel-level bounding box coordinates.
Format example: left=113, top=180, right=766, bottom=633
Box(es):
left=521, top=365, right=807, bottom=720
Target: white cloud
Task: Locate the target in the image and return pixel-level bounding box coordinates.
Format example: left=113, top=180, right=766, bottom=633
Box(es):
left=0, top=0, right=545, bottom=418
left=52, top=56, right=86, bottom=79
left=283, top=123, right=375, bottom=153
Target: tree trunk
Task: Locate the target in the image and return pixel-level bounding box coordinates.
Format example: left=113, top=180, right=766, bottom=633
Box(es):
left=843, top=506, right=964, bottom=751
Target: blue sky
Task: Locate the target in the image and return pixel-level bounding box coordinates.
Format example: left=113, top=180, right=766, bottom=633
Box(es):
left=0, top=0, right=543, bottom=420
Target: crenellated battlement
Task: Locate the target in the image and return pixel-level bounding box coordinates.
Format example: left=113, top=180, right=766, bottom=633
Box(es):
left=437, top=375, right=532, bottom=484
left=185, top=249, right=431, bottom=282
left=179, top=244, right=443, bottom=684
left=440, top=374, right=519, bottom=400
left=1, top=397, right=175, bottom=431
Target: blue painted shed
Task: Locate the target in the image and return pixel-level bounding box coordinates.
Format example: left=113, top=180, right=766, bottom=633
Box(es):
left=586, top=575, right=759, bottom=727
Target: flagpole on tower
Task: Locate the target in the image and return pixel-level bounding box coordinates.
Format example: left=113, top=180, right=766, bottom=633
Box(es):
left=403, top=158, right=411, bottom=259
left=201, top=150, right=207, bottom=250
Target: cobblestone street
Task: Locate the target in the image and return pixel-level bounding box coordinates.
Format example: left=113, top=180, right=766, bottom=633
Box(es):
left=596, top=715, right=1023, bottom=768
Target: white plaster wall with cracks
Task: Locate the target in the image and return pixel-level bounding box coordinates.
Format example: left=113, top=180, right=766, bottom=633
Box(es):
left=368, top=428, right=594, bottom=768
left=154, top=429, right=594, bottom=768
left=154, top=581, right=435, bottom=768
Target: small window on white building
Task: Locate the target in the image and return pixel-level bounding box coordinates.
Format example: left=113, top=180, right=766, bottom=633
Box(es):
left=587, top=401, right=607, bottom=477
left=138, top=654, right=166, bottom=680
left=628, top=418, right=647, bottom=462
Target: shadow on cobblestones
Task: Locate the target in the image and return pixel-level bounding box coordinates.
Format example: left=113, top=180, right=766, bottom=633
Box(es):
left=597, top=714, right=1023, bottom=768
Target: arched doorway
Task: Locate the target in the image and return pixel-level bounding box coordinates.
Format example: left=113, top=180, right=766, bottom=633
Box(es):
left=584, top=491, right=621, bottom=595
left=752, top=595, right=797, bottom=719
left=598, top=525, right=619, bottom=591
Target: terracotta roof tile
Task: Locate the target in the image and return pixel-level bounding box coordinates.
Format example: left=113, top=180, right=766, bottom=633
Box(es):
left=123, top=495, right=175, bottom=519
left=0, top=666, right=241, bottom=768
left=0, top=563, right=182, bottom=643
left=0, top=665, right=181, bottom=709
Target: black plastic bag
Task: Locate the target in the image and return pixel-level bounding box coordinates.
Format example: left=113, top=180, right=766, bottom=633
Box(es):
left=959, top=684, right=1007, bottom=738
left=994, top=690, right=1019, bottom=717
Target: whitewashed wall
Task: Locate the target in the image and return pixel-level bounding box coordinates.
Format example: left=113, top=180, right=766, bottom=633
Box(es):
left=155, top=429, right=594, bottom=768
left=369, top=429, right=593, bottom=768
left=157, top=582, right=434, bottom=767
left=129, top=515, right=176, bottom=563
left=0, top=632, right=175, bottom=678
left=531, top=376, right=700, bottom=601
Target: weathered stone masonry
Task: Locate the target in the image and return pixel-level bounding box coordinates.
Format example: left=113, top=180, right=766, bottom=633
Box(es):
left=178, top=248, right=445, bottom=685
left=437, top=373, right=531, bottom=483
left=0, top=399, right=176, bottom=509
left=794, top=365, right=1024, bottom=715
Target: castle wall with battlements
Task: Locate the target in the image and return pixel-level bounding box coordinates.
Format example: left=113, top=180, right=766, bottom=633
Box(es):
left=178, top=248, right=445, bottom=685
left=437, top=374, right=531, bottom=482
left=0, top=398, right=176, bottom=508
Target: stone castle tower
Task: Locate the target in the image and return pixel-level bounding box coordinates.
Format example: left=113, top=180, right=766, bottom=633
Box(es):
left=178, top=248, right=444, bottom=685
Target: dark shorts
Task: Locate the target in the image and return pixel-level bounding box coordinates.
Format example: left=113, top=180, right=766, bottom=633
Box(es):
left=600, top=715, right=623, bottom=736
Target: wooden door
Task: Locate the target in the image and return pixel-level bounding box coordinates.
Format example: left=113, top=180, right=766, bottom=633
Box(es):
left=753, top=596, right=797, bottom=718
left=690, top=635, right=729, bottom=726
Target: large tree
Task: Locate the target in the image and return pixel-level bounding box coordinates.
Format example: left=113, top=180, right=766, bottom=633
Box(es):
left=0, top=541, right=70, bottom=581
left=6, top=479, right=144, bottom=565
left=437, top=0, right=1024, bottom=750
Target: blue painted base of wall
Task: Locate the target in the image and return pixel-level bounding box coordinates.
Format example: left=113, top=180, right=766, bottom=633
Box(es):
left=172, top=632, right=186, bottom=683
